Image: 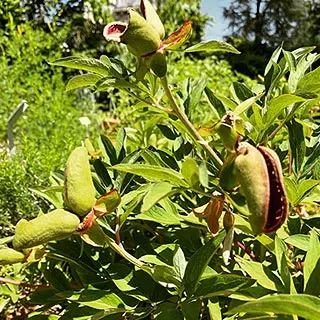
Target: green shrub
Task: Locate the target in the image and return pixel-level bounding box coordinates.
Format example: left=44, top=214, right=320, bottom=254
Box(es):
left=0, top=22, right=100, bottom=230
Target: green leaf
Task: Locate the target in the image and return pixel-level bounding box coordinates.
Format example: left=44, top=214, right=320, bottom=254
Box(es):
left=274, top=236, right=296, bottom=293
left=199, top=161, right=209, bottom=188
left=236, top=257, right=284, bottom=292
left=296, top=179, right=320, bottom=204
left=141, top=182, right=174, bottom=212
left=185, top=40, right=240, bottom=54
left=287, top=119, right=306, bottom=174
left=265, top=45, right=282, bottom=76
left=284, top=234, right=309, bottom=251
left=173, top=246, right=187, bottom=280
left=95, top=189, right=121, bottom=213
left=65, top=74, right=102, bottom=91
left=111, top=164, right=188, bottom=187
left=95, top=77, right=140, bottom=92
left=282, top=49, right=297, bottom=72
left=181, top=300, right=201, bottom=320
left=234, top=94, right=263, bottom=115
left=288, top=51, right=319, bottom=91
left=135, top=205, right=181, bottom=225
left=194, top=274, right=255, bottom=298
left=51, top=56, right=110, bottom=76
left=181, top=157, right=199, bottom=188
left=157, top=124, right=177, bottom=140
left=154, top=302, right=183, bottom=320
left=232, top=82, right=255, bottom=102
left=204, top=87, right=227, bottom=117
left=207, top=300, right=222, bottom=320
left=227, top=294, right=320, bottom=320
left=255, top=234, right=275, bottom=254
left=100, top=135, right=117, bottom=166
left=68, top=290, right=128, bottom=312
left=185, top=78, right=207, bottom=113
left=183, top=231, right=226, bottom=296
left=304, top=229, right=320, bottom=295
left=298, top=66, right=320, bottom=88
left=93, top=159, right=112, bottom=188
left=108, top=264, right=135, bottom=292
left=146, top=264, right=182, bottom=288
left=29, top=186, right=63, bottom=209
left=265, top=94, right=306, bottom=126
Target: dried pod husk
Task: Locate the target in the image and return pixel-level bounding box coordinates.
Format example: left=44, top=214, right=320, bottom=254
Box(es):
left=13, top=209, right=80, bottom=250
left=64, top=146, right=96, bottom=216
left=223, top=211, right=235, bottom=230
left=0, top=248, right=26, bottom=265
left=205, top=196, right=224, bottom=234
left=234, top=142, right=288, bottom=234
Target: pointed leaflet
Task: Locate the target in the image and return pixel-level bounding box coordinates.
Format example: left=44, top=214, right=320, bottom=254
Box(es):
left=304, top=228, right=320, bottom=295
left=66, top=74, right=102, bottom=91
left=236, top=257, right=284, bottom=292
left=287, top=119, right=306, bottom=174
left=264, top=94, right=306, bottom=127
left=183, top=231, right=225, bottom=296
left=51, top=56, right=111, bottom=76
left=181, top=157, right=199, bottom=188
left=141, top=181, right=174, bottom=212
left=185, top=40, right=240, bottom=54
left=111, top=163, right=188, bottom=187
left=227, top=294, right=320, bottom=320
left=274, top=235, right=296, bottom=293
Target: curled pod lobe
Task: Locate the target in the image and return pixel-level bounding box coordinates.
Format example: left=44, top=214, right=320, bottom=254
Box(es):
left=257, top=146, right=289, bottom=233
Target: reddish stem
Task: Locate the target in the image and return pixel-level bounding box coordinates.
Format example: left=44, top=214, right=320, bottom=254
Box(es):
left=233, top=239, right=259, bottom=261
left=115, top=214, right=123, bottom=248
left=0, top=277, right=51, bottom=290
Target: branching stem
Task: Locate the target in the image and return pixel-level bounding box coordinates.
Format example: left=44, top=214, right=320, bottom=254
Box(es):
left=160, top=76, right=223, bottom=167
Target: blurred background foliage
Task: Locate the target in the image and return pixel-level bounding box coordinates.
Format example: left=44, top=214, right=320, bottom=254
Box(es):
left=223, top=0, right=320, bottom=77
left=0, top=0, right=319, bottom=231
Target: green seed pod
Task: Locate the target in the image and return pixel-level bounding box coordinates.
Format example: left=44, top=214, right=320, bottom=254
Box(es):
left=0, top=248, right=26, bottom=265
left=215, top=112, right=242, bottom=151
left=144, top=51, right=167, bottom=78
left=64, top=146, right=96, bottom=216
left=234, top=142, right=288, bottom=234
left=104, top=10, right=161, bottom=58
left=13, top=209, right=80, bottom=250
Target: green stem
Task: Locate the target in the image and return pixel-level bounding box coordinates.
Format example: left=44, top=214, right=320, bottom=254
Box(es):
left=103, top=234, right=144, bottom=268
left=160, top=76, right=223, bottom=167
left=0, top=235, right=14, bottom=245
left=262, top=101, right=305, bottom=143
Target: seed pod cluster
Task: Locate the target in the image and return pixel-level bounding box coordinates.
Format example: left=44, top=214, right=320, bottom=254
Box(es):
left=234, top=142, right=288, bottom=234
left=64, top=146, right=96, bottom=216
left=13, top=209, right=80, bottom=250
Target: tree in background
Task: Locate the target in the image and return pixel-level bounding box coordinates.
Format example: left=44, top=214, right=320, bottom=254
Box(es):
left=223, top=0, right=320, bottom=76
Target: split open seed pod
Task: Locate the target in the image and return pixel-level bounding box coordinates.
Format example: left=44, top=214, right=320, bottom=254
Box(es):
left=234, top=142, right=288, bottom=234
